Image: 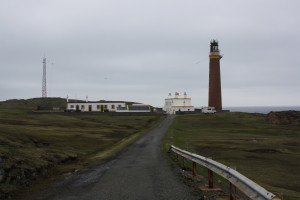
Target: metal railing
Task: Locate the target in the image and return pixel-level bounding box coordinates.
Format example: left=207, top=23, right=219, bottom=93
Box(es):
left=169, top=145, right=281, bottom=200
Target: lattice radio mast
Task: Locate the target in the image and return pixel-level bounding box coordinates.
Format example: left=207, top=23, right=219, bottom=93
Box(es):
left=42, top=57, right=47, bottom=98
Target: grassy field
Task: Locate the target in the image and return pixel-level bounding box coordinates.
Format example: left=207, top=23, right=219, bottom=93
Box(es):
left=0, top=98, right=164, bottom=198
left=162, top=112, right=300, bottom=200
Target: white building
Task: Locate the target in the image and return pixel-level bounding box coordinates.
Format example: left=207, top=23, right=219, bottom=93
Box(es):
left=67, top=101, right=126, bottom=112
left=66, top=96, right=151, bottom=112
left=163, top=92, right=195, bottom=114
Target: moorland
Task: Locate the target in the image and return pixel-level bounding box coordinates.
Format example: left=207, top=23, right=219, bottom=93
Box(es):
left=0, top=98, right=164, bottom=198
left=162, top=112, right=300, bottom=200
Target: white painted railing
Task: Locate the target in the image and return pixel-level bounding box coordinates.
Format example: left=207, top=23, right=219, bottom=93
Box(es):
left=169, top=145, right=281, bottom=200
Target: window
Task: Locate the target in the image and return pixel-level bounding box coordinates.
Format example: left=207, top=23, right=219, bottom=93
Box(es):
left=81, top=105, right=85, bottom=109
left=70, top=105, right=74, bottom=108
left=97, top=105, right=100, bottom=109
left=118, top=104, right=122, bottom=107
left=111, top=105, right=115, bottom=109
left=104, top=105, right=108, bottom=109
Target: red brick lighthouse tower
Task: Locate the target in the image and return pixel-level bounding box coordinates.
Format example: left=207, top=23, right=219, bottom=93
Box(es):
left=208, top=40, right=222, bottom=111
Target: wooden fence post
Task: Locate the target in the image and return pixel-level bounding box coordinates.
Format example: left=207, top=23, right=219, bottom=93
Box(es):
left=208, top=169, right=213, bottom=188
left=192, top=162, right=196, bottom=176
left=230, top=182, right=236, bottom=200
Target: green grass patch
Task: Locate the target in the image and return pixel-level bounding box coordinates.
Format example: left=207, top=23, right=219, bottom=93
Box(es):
left=162, top=112, right=300, bottom=199
left=0, top=98, right=165, bottom=198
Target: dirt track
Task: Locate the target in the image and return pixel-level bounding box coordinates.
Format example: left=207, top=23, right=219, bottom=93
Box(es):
left=27, top=115, right=198, bottom=200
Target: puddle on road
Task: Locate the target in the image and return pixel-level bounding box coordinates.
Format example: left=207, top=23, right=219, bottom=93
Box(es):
left=55, top=159, right=116, bottom=189
left=26, top=159, right=117, bottom=200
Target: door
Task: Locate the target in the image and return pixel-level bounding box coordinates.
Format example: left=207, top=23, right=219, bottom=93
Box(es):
left=89, top=105, right=92, bottom=112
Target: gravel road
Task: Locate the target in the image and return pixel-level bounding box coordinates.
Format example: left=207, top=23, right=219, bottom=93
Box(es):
left=28, top=115, right=198, bottom=200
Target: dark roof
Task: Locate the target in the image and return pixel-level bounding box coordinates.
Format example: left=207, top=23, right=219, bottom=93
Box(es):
left=116, top=107, right=127, bottom=110
left=68, top=99, right=126, bottom=103
left=128, top=105, right=150, bottom=110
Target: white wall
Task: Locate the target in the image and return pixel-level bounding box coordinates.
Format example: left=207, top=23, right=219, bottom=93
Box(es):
left=67, top=102, right=126, bottom=112
left=163, top=95, right=195, bottom=114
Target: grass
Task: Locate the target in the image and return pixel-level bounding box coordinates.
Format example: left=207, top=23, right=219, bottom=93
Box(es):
left=162, top=112, right=300, bottom=200
left=0, top=98, right=165, bottom=198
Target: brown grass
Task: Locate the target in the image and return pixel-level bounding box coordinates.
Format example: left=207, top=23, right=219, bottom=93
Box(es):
left=0, top=98, right=165, bottom=198
left=162, top=112, right=300, bottom=200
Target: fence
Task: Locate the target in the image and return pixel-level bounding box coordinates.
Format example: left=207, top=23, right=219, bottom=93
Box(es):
left=169, top=145, right=281, bottom=200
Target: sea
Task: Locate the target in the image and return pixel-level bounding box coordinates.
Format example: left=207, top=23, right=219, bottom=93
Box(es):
left=222, top=106, right=300, bottom=114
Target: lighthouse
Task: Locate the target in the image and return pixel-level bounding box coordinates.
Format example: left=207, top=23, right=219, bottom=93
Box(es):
left=208, top=40, right=222, bottom=111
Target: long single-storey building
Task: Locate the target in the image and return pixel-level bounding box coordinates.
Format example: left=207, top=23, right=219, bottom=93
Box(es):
left=66, top=97, right=151, bottom=112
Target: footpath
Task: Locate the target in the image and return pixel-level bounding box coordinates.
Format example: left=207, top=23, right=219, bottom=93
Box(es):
left=26, top=115, right=198, bottom=200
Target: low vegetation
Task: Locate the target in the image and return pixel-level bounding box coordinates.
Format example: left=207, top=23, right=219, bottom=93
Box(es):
left=162, top=112, right=300, bottom=200
left=0, top=98, right=164, bottom=199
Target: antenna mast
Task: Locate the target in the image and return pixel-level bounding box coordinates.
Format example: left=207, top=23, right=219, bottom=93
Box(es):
left=42, top=57, right=47, bottom=98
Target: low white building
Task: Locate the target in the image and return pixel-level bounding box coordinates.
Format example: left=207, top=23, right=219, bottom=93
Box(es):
left=66, top=96, right=151, bottom=112
left=67, top=101, right=126, bottom=112
left=163, top=92, right=195, bottom=114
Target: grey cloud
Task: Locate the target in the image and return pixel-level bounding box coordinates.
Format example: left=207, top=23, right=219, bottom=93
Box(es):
left=1, top=0, right=300, bottom=106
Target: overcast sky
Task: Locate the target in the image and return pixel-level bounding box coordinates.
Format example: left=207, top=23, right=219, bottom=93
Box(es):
left=1, top=0, right=299, bottom=107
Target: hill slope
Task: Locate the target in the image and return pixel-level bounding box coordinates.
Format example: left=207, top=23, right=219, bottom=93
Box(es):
left=163, top=112, right=300, bottom=200
left=0, top=98, right=164, bottom=199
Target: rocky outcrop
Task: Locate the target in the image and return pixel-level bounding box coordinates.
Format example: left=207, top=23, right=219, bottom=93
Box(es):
left=266, top=111, right=300, bottom=125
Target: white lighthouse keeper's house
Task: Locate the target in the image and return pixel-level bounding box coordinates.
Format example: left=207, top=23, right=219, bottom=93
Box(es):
left=163, top=92, right=195, bottom=114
